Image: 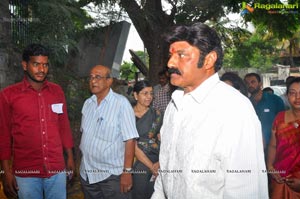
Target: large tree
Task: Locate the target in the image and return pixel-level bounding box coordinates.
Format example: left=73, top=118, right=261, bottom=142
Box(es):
left=77, top=0, right=241, bottom=84
left=28, top=0, right=92, bottom=67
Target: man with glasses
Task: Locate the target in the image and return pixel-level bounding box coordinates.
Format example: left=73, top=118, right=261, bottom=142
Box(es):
left=0, top=43, right=75, bottom=199
left=79, top=65, right=139, bottom=199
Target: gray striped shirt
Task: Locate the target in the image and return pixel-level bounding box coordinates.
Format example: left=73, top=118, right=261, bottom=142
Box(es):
left=79, top=89, right=139, bottom=183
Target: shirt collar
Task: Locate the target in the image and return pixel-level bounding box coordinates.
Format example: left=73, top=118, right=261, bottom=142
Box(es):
left=21, top=76, right=50, bottom=92
left=91, top=88, right=113, bottom=104
left=171, top=73, right=220, bottom=108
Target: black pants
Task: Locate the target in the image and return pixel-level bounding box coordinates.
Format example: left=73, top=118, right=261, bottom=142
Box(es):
left=80, top=175, right=132, bottom=199
left=132, top=161, right=155, bottom=199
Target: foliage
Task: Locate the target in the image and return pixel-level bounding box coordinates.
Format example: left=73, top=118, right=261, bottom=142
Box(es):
left=237, top=0, right=300, bottom=67
left=50, top=68, right=91, bottom=122
left=223, top=24, right=280, bottom=70
left=28, top=0, right=92, bottom=67
left=242, top=0, right=300, bottom=40
left=120, top=61, right=138, bottom=80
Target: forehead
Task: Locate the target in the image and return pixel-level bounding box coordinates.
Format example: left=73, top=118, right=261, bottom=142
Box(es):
left=28, top=56, right=48, bottom=62
left=90, top=66, right=109, bottom=75
left=245, top=76, right=258, bottom=82
left=169, top=41, right=196, bottom=52
left=289, top=82, right=300, bottom=89
left=141, top=86, right=153, bottom=90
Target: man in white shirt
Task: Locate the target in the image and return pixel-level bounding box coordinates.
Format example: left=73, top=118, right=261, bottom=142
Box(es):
left=151, top=23, right=269, bottom=199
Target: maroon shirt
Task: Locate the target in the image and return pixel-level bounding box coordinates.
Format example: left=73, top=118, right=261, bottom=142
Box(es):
left=0, top=77, right=74, bottom=177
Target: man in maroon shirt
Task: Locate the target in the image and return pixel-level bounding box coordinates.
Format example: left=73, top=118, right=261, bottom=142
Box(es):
left=0, top=44, right=75, bottom=199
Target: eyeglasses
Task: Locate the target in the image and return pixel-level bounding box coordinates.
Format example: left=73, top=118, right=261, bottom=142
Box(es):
left=139, top=91, right=154, bottom=96
left=288, top=90, right=300, bottom=98
left=88, top=75, right=110, bottom=81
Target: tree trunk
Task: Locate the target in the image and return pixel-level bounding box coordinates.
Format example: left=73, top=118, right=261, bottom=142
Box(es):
left=120, top=0, right=175, bottom=85
left=289, top=39, right=295, bottom=67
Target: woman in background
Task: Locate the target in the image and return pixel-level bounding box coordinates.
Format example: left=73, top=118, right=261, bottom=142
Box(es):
left=132, top=80, right=162, bottom=199
left=268, top=77, right=300, bottom=198
left=220, top=72, right=248, bottom=96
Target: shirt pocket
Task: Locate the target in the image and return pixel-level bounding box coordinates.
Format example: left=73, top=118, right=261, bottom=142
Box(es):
left=95, top=118, right=120, bottom=142
left=48, top=103, right=62, bottom=122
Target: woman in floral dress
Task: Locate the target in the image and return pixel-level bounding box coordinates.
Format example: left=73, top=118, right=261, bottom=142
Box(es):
left=131, top=80, right=162, bottom=199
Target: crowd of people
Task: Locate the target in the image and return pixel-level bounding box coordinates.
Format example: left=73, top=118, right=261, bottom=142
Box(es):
left=0, top=22, right=299, bottom=199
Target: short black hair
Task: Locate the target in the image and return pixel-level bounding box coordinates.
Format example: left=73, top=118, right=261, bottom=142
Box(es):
left=158, top=69, right=168, bottom=77
left=221, top=72, right=248, bottom=96
left=286, top=77, right=300, bottom=95
left=285, top=76, right=295, bottom=86
left=133, top=80, right=151, bottom=94
left=262, top=87, right=274, bottom=94
left=22, top=44, right=49, bottom=62
left=165, top=23, right=223, bottom=71
left=244, top=73, right=261, bottom=83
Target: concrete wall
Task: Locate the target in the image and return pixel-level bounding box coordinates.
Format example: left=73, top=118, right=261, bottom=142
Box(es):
left=68, top=21, right=131, bottom=78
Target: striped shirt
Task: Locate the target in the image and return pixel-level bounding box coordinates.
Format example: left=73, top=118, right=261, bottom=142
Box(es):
left=79, top=89, right=139, bottom=183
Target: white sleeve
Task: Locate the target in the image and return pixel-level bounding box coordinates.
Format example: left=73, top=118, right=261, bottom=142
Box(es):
left=223, top=108, right=269, bottom=199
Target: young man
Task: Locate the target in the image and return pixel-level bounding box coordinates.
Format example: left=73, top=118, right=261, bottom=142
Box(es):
left=79, top=65, right=139, bottom=199
left=0, top=44, right=75, bottom=199
left=152, top=69, right=172, bottom=115
left=244, top=73, right=285, bottom=150
left=151, top=23, right=268, bottom=199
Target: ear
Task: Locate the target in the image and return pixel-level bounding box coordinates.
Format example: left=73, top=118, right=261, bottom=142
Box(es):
left=133, top=92, right=138, bottom=100
left=21, top=61, right=27, bottom=71
left=203, top=51, right=217, bottom=70
left=259, top=81, right=263, bottom=89
left=107, top=77, right=113, bottom=86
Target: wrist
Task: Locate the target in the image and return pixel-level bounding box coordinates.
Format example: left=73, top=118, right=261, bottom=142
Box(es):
left=123, top=168, right=133, bottom=173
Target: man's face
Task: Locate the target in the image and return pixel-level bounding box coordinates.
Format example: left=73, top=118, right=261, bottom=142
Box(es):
left=22, top=56, right=49, bottom=83
left=167, top=41, right=206, bottom=93
left=159, top=75, right=168, bottom=86
left=244, top=76, right=261, bottom=94
left=89, top=66, right=112, bottom=96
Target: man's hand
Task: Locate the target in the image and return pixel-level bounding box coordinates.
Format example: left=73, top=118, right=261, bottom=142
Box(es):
left=151, top=162, right=160, bottom=177
left=65, top=149, right=75, bottom=181
left=66, top=156, right=75, bottom=179
left=120, top=172, right=132, bottom=193
left=2, top=171, right=18, bottom=198
left=270, top=172, right=285, bottom=184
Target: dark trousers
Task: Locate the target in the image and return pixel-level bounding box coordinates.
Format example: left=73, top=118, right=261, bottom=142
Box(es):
left=80, top=175, right=132, bottom=199
left=132, top=161, right=155, bottom=199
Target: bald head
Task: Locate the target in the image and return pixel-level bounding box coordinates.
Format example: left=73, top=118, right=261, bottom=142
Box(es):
left=91, top=65, right=111, bottom=77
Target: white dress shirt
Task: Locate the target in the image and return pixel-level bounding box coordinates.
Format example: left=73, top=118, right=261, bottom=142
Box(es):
left=151, top=73, right=269, bottom=199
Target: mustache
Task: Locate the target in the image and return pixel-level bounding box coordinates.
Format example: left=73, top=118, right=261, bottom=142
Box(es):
left=168, top=68, right=181, bottom=75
